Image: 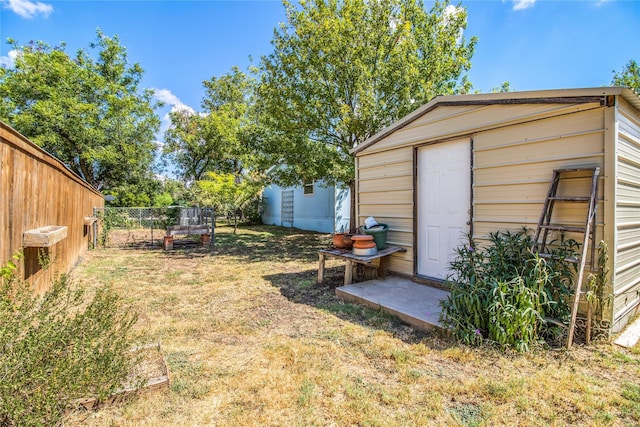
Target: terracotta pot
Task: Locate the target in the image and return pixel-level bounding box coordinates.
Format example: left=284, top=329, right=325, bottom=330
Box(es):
left=333, top=233, right=347, bottom=248
left=342, top=234, right=354, bottom=249
left=351, top=234, right=374, bottom=242
left=353, top=240, right=377, bottom=249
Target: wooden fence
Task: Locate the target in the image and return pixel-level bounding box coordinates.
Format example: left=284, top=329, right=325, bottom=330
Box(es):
left=0, top=122, right=104, bottom=291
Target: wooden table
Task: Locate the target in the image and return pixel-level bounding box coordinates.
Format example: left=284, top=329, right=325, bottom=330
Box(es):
left=317, top=245, right=406, bottom=286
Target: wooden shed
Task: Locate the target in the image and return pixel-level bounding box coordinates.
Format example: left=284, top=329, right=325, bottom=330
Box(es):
left=352, top=87, right=640, bottom=334
left=1, top=122, right=104, bottom=291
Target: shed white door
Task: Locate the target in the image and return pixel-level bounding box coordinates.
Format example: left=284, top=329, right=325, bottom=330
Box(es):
left=417, top=139, right=471, bottom=280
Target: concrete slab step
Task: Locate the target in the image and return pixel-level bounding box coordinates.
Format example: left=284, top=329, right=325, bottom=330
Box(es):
left=336, top=276, right=449, bottom=332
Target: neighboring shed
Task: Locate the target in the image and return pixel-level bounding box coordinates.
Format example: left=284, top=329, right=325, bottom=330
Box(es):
left=262, top=181, right=350, bottom=233
left=352, top=87, right=640, bottom=335
left=1, top=122, right=104, bottom=291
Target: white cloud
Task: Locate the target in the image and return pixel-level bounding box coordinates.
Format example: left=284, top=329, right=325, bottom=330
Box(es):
left=153, top=88, right=194, bottom=114
left=444, top=4, right=462, bottom=18
left=513, top=0, right=535, bottom=11
left=3, top=0, right=53, bottom=19
left=0, top=49, right=18, bottom=68
left=152, top=89, right=196, bottom=148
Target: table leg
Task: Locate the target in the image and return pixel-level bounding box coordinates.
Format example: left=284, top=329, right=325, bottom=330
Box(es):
left=344, top=260, right=353, bottom=285
left=318, top=252, right=325, bottom=283
left=379, top=255, right=389, bottom=277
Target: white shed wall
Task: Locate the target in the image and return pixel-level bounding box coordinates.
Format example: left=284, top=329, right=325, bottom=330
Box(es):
left=613, top=98, right=640, bottom=331
left=262, top=182, right=350, bottom=234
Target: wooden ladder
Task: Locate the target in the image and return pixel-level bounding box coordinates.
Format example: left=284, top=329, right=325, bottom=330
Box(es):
left=532, top=167, right=600, bottom=348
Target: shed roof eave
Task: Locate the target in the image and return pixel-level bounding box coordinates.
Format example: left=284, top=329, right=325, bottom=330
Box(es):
left=351, top=86, right=640, bottom=156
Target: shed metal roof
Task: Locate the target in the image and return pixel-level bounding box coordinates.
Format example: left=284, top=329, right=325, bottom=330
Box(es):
left=351, top=87, right=640, bottom=155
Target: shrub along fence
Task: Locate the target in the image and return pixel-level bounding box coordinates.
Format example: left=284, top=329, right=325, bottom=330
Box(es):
left=94, top=207, right=215, bottom=248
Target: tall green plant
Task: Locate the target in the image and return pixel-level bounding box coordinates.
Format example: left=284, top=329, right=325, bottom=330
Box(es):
left=440, top=228, right=577, bottom=351
left=0, top=259, right=140, bottom=426
left=585, top=241, right=612, bottom=342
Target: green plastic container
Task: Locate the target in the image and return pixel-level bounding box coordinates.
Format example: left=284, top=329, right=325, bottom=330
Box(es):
left=363, top=223, right=389, bottom=250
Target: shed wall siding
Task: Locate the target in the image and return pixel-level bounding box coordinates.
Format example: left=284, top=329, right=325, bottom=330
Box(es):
left=363, top=103, right=602, bottom=155
left=356, top=104, right=607, bottom=278
left=356, top=147, right=414, bottom=275
left=613, top=98, right=640, bottom=328
left=0, top=123, right=104, bottom=291
left=473, top=107, right=606, bottom=249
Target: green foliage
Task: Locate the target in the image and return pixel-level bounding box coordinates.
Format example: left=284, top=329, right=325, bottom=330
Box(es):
left=163, top=67, right=266, bottom=183
left=95, top=208, right=131, bottom=247
left=195, top=172, right=262, bottom=232
left=0, top=261, right=140, bottom=426
left=489, top=82, right=511, bottom=93
left=0, top=252, right=22, bottom=284
left=156, top=179, right=191, bottom=207
left=153, top=192, right=174, bottom=207
left=487, top=260, right=549, bottom=353
left=0, top=31, right=160, bottom=192
left=586, top=241, right=612, bottom=320
left=440, top=229, right=577, bottom=351
left=104, top=175, right=164, bottom=207
left=612, top=59, right=640, bottom=93
left=256, top=0, right=476, bottom=188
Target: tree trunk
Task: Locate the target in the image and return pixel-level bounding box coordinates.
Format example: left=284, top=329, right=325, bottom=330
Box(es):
left=233, top=213, right=238, bottom=234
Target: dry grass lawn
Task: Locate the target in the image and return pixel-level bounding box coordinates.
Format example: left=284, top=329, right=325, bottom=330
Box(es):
left=65, top=225, right=640, bottom=426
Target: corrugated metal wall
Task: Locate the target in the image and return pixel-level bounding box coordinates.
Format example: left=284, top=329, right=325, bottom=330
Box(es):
left=473, top=107, right=606, bottom=242
left=357, top=147, right=414, bottom=274
left=613, top=98, right=640, bottom=330
left=0, top=122, right=104, bottom=292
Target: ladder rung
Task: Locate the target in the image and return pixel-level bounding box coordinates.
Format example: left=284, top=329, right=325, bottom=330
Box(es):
left=554, top=167, right=599, bottom=174
left=548, top=196, right=591, bottom=202
left=544, top=317, right=569, bottom=328
left=538, top=224, right=586, bottom=233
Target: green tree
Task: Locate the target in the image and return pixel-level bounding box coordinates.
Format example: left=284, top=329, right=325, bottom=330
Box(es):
left=0, top=30, right=160, bottom=191
left=153, top=192, right=174, bottom=207
left=163, top=67, right=264, bottom=183
left=490, top=82, right=511, bottom=93
left=195, top=172, right=262, bottom=233
left=612, top=59, right=640, bottom=93
left=256, top=0, right=476, bottom=226
left=158, top=178, right=191, bottom=206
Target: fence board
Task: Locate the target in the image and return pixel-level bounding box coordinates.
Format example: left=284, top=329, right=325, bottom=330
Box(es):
left=1, top=122, right=104, bottom=291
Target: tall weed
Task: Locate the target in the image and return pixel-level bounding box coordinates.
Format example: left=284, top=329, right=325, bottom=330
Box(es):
left=440, top=228, right=577, bottom=351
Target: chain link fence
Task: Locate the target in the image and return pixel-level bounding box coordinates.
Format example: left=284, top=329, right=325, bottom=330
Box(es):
left=93, top=206, right=215, bottom=248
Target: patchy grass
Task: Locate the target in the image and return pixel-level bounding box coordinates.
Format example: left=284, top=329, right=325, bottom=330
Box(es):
left=66, top=225, right=640, bottom=426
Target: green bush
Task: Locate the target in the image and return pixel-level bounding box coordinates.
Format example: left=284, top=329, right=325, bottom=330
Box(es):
left=0, top=257, right=140, bottom=426
left=439, top=228, right=577, bottom=351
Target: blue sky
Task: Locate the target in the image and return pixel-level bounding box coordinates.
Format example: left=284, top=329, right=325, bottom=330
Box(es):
left=1, top=0, right=639, bottom=136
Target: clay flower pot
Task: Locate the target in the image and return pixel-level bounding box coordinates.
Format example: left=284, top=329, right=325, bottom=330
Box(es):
left=351, top=234, right=375, bottom=249
left=333, top=233, right=347, bottom=248
left=342, top=234, right=354, bottom=249
left=353, top=240, right=376, bottom=249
